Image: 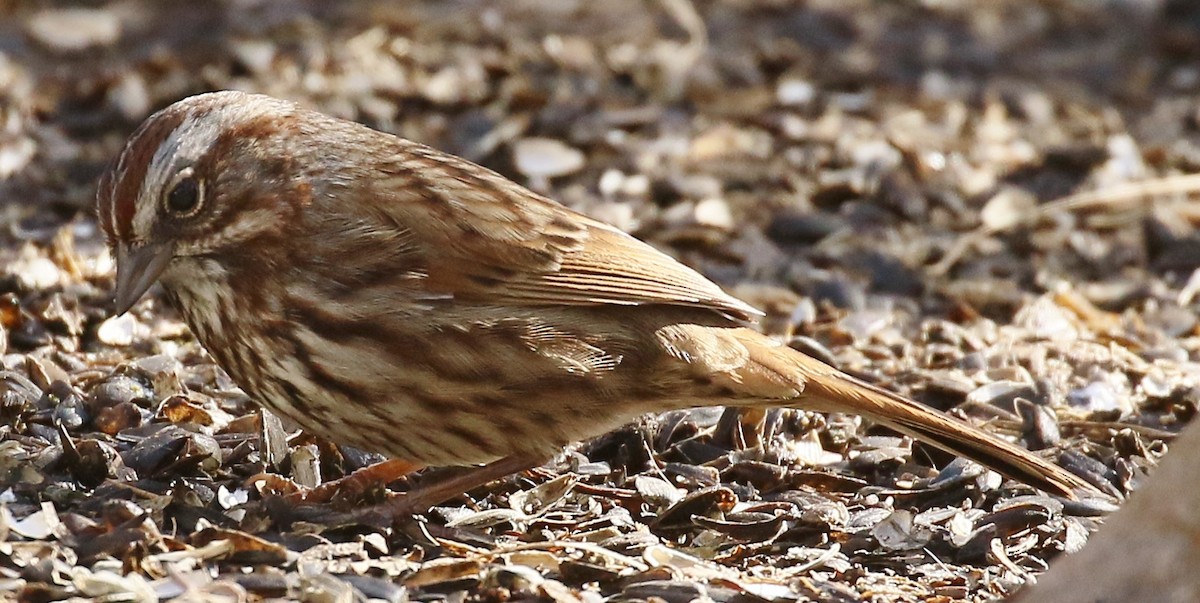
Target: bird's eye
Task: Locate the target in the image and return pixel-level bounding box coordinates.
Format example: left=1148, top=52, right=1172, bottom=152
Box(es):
left=164, top=168, right=203, bottom=216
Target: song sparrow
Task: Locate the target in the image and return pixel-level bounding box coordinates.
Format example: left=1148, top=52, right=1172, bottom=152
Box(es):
left=96, top=91, right=1093, bottom=503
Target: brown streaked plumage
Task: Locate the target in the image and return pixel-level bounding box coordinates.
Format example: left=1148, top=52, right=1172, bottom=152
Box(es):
left=96, top=91, right=1096, bottom=502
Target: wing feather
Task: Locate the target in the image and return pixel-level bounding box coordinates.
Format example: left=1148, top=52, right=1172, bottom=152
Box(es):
left=365, top=138, right=761, bottom=320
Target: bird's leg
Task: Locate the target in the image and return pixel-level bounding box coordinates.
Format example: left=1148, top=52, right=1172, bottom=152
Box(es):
left=284, top=458, right=424, bottom=505
left=712, top=407, right=768, bottom=449
left=372, top=451, right=547, bottom=518
left=260, top=455, right=545, bottom=527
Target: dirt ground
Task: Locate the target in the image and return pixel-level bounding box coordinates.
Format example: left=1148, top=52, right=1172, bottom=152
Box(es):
left=1, top=1, right=1199, bottom=601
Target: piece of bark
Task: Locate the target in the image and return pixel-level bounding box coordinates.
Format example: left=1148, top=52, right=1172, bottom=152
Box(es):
left=1017, top=423, right=1200, bottom=603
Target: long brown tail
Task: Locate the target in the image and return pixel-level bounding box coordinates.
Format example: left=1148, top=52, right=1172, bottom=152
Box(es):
left=716, top=327, right=1096, bottom=499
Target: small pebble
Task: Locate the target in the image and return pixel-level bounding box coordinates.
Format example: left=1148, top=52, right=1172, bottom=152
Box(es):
left=513, top=138, right=585, bottom=181
left=25, top=9, right=121, bottom=53
left=776, top=78, right=816, bottom=106
left=693, top=198, right=733, bottom=230
left=97, top=315, right=136, bottom=347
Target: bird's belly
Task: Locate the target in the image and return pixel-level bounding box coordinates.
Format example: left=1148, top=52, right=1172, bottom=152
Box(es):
left=216, top=321, right=650, bottom=467
left=247, top=368, right=647, bottom=467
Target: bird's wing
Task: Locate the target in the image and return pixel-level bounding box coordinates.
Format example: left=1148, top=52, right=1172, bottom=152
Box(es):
left=370, top=141, right=760, bottom=320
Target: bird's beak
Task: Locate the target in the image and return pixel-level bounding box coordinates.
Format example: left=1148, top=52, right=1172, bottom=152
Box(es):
left=113, top=242, right=174, bottom=315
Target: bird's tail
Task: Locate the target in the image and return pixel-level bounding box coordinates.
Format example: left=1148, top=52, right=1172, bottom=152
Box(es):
left=713, top=327, right=1096, bottom=499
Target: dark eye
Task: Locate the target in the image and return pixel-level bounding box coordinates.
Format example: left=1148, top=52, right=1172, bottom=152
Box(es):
left=164, top=169, right=203, bottom=216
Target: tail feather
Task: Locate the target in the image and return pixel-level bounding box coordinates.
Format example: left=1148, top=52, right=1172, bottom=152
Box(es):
left=723, top=328, right=1095, bottom=499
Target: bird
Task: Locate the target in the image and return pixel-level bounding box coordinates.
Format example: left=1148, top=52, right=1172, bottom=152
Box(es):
left=95, top=91, right=1095, bottom=511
